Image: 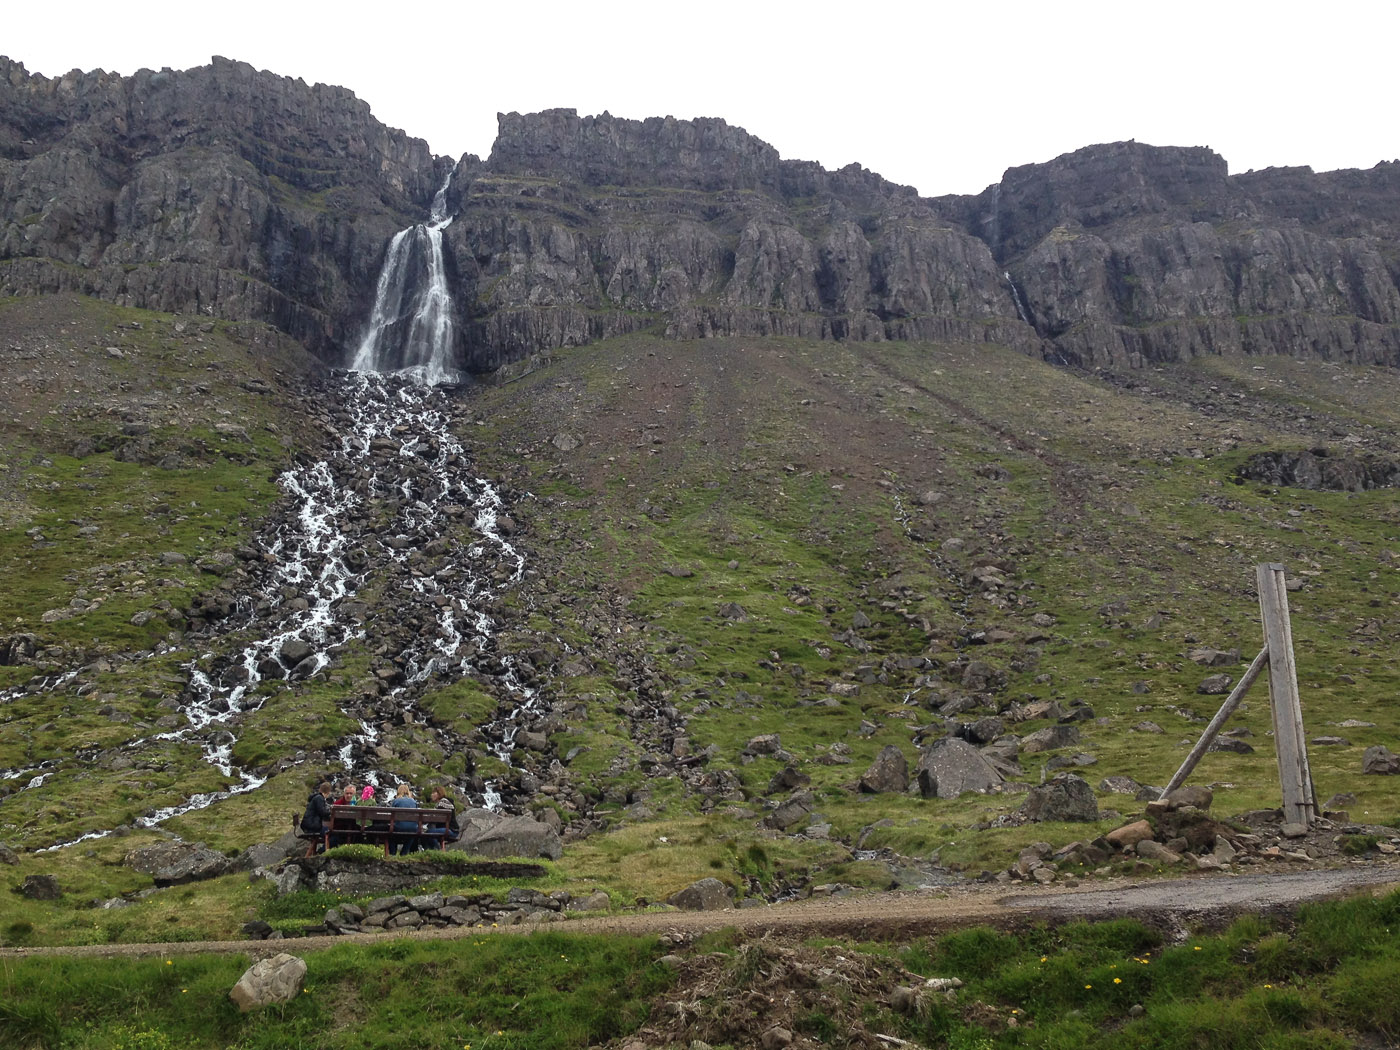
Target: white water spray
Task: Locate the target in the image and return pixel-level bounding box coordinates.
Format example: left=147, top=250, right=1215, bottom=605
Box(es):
left=351, top=170, right=461, bottom=385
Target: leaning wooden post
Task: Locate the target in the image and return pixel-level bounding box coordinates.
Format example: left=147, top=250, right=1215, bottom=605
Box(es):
left=1159, top=646, right=1270, bottom=799
left=1257, top=563, right=1316, bottom=827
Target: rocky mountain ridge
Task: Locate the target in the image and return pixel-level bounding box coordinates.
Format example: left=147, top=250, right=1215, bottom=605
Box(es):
left=4, top=57, right=1400, bottom=373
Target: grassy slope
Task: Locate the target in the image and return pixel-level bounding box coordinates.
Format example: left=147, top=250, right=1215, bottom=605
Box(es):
left=2, top=297, right=1399, bottom=946
left=3, top=890, right=1399, bottom=1050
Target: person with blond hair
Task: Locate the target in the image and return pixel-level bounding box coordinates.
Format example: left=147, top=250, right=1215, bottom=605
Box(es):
left=389, top=782, right=420, bottom=855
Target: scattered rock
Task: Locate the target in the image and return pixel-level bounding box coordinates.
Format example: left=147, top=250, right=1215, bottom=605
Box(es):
left=1363, top=745, right=1400, bottom=775
left=1197, top=674, right=1233, bottom=695
left=1106, top=820, right=1155, bottom=849
left=125, top=842, right=231, bottom=885
left=1164, top=785, right=1213, bottom=811
left=229, top=953, right=307, bottom=1012
left=1188, top=647, right=1239, bottom=667
left=858, top=745, right=909, bottom=794
left=668, top=877, right=733, bottom=911
left=914, top=737, right=1003, bottom=799
left=0, top=843, right=18, bottom=865
left=1020, top=774, right=1099, bottom=822
left=1135, top=840, right=1182, bottom=864
left=1020, top=725, right=1081, bottom=753
left=18, top=874, right=61, bottom=899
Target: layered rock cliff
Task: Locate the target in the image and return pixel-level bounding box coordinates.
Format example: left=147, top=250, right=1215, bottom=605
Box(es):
left=0, top=56, right=441, bottom=355
left=940, top=142, right=1400, bottom=368
left=4, top=56, right=1400, bottom=374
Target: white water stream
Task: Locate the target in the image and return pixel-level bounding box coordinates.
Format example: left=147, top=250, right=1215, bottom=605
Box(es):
left=9, top=167, right=540, bottom=849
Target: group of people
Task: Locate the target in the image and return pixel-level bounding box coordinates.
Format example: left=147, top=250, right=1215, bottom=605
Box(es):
left=300, top=779, right=459, bottom=855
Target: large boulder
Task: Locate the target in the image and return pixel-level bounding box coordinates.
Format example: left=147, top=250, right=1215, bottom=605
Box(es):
left=1363, top=745, right=1400, bottom=775
left=448, top=809, right=563, bottom=861
left=668, top=877, right=734, bottom=911
left=236, top=832, right=303, bottom=871
left=229, top=953, right=307, bottom=1012
left=1020, top=774, right=1099, bottom=822
left=125, top=842, right=232, bottom=885
left=859, top=745, right=909, bottom=794
left=19, top=874, right=61, bottom=900
left=914, top=738, right=1003, bottom=799
left=764, top=791, right=814, bottom=831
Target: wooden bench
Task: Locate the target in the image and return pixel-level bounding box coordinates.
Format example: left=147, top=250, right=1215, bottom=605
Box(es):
left=326, top=804, right=454, bottom=856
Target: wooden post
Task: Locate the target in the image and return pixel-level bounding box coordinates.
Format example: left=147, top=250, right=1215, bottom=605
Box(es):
left=1257, top=563, right=1316, bottom=827
left=1159, top=646, right=1270, bottom=799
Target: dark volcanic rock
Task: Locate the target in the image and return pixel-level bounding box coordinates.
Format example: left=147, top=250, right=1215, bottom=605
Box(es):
left=859, top=745, right=909, bottom=794
left=914, top=737, right=1003, bottom=799
left=1237, top=450, right=1400, bottom=491
left=1020, top=774, right=1099, bottom=822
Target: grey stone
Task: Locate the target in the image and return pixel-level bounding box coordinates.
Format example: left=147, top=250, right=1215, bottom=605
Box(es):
left=1020, top=774, right=1099, bottom=822
left=278, top=637, right=313, bottom=666
left=230, top=953, right=307, bottom=1012
left=668, top=877, right=733, bottom=911
left=1208, top=737, right=1255, bottom=754
left=1164, top=785, right=1213, bottom=811
left=566, top=890, right=611, bottom=912
left=448, top=809, right=564, bottom=861
left=1019, top=725, right=1081, bottom=753
left=1188, top=647, right=1240, bottom=667
left=1197, top=674, right=1233, bottom=695
left=964, top=716, right=1005, bottom=745
left=1135, top=840, right=1182, bottom=864
left=1363, top=745, right=1400, bottom=775
left=0, top=843, right=18, bottom=865
left=914, top=737, right=1004, bottom=799
left=1098, top=775, right=1146, bottom=796
left=746, top=733, right=782, bottom=755
left=19, top=874, right=61, bottom=899
left=765, top=791, right=814, bottom=831
left=125, top=842, right=231, bottom=885
left=858, top=745, right=909, bottom=794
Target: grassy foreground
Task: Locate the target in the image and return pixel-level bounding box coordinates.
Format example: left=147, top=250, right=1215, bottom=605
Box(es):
left=2, top=889, right=1398, bottom=1049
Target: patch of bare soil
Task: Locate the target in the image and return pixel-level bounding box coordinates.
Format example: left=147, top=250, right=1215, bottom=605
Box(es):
left=4, top=863, right=1396, bottom=963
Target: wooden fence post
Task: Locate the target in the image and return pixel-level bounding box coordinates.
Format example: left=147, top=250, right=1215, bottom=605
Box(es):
left=1159, top=646, right=1270, bottom=800
left=1257, top=563, right=1316, bottom=827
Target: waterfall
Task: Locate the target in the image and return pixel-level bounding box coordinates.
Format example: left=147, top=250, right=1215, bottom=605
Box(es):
left=1005, top=271, right=1032, bottom=326
left=351, top=169, right=461, bottom=385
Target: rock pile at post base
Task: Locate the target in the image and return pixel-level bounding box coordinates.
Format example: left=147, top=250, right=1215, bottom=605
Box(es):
left=991, top=785, right=1400, bottom=884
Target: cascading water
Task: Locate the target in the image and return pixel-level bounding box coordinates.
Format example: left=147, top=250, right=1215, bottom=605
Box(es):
left=5, top=166, right=542, bottom=849
left=351, top=170, right=460, bottom=385
left=1004, top=271, right=1032, bottom=326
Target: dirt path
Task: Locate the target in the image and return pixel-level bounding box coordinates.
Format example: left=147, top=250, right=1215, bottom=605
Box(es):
left=4, top=863, right=1397, bottom=963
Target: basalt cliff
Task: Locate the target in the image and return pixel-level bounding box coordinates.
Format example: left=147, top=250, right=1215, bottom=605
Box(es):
left=4, top=55, right=1400, bottom=372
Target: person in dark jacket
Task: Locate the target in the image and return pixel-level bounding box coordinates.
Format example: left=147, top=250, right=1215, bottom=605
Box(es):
left=300, top=781, right=333, bottom=852
left=423, top=785, right=460, bottom=846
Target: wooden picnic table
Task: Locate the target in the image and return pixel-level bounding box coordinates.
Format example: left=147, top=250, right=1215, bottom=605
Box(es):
left=327, top=804, right=453, bottom=856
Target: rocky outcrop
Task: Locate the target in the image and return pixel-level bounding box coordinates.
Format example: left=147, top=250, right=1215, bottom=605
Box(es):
left=1236, top=450, right=1400, bottom=491
left=941, top=141, right=1400, bottom=369
left=0, top=55, right=441, bottom=357
left=6, top=59, right=1400, bottom=375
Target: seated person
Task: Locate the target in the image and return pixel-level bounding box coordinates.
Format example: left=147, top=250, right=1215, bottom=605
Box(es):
left=299, top=781, right=333, bottom=852
left=328, top=782, right=359, bottom=846
left=389, top=783, right=420, bottom=855
left=421, top=785, right=460, bottom=846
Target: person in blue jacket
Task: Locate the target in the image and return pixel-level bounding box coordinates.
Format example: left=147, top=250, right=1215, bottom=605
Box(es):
left=389, top=782, right=420, bottom=855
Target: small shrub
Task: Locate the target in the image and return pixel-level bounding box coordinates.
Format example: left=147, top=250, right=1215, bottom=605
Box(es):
left=1339, top=834, right=1379, bottom=856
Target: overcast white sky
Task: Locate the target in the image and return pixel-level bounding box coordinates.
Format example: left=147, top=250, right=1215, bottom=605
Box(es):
left=6, top=0, right=1396, bottom=197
